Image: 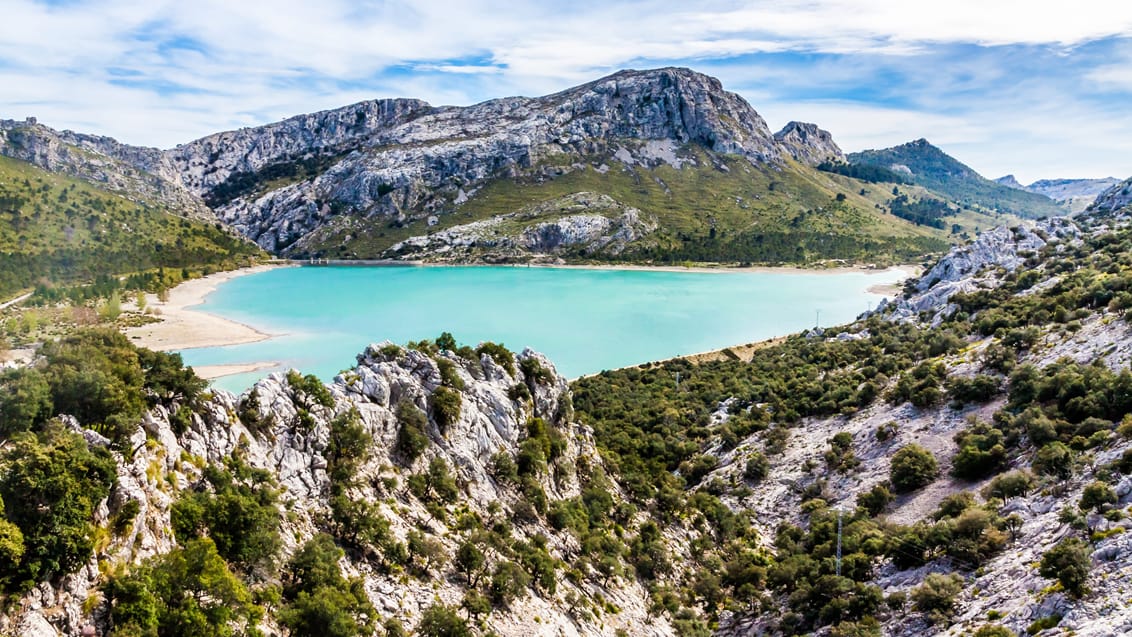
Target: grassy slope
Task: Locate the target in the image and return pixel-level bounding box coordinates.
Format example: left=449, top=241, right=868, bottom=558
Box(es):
left=0, top=155, right=263, bottom=298
left=848, top=141, right=1063, bottom=219
left=305, top=146, right=1011, bottom=265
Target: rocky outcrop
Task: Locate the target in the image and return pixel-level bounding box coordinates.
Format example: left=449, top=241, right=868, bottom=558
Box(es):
left=1089, top=176, right=1132, bottom=215
left=185, top=67, right=790, bottom=253
left=0, top=118, right=211, bottom=219
left=773, top=121, right=843, bottom=165
left=994, top=174, right=1025, bottom=190
left=4, top=342, right=671, bottom=637
left=879, top=218, right=1082, bottom=323
left=3, top=68, right=856, bottom=257
left=386, top=192, right=658, bottom=261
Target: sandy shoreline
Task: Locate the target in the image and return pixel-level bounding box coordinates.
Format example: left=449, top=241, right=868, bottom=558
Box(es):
left=124, top=264, right=289, bottom=352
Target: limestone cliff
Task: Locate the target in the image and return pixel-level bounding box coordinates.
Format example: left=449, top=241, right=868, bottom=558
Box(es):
left=0, top=118, right=211, bottom=219
left=5, top=344, right=670, bottom=637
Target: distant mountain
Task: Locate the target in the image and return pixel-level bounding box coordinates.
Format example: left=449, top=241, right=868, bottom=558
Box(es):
left=994, top=174, right=1025, bottom=190
left=994, top=175, right=1120, bottom=213
left=848, top=139, right=1063, bottom=218
left=2, top=68, right=974, bottom=267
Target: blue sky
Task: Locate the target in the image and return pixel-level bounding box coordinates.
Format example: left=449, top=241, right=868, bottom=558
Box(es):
left=3, top=1, right=1132, bottom=183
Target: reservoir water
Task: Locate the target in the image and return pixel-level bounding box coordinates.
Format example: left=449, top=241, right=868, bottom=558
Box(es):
left=179, top=265, right=906, bottom=393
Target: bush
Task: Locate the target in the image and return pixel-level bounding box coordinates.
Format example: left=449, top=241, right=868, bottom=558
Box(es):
left=395, top=400, right=429, bottom=462
left=1039, top=537, right=1091, bottom=597
left=890, top=444, right=939, bottom=493
left=973, top=625, right=1015, bottom=637
left=911, top=572, right=964, bottom=622
left=431, top=386, right=462, bottom=434
left=1079, top=481, right=1117, bottom=513
left=744, top=452, right=770, bottom=482
left=416, top=604, right=471, bottom=637
left=279, top=534, right=376, bottom=637
left=105, top=538, right=259, bottom=637
left=982, top=470, right=1034, bottom=504
left=475, top=341, right=515, bottom=375
left=857, top=484, right=895, bottom=517
left=1, top=426, right=116, bottom=591
left=170, top=460, right=282, bottom=574
left=1033, top=442, right=1073, bottom=479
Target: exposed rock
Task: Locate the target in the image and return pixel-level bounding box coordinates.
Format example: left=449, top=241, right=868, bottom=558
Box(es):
left=1089, top=176, right=1132, bottom=215
left=186, top=67, right=787, bottom=253
left=387, top=192, right=658, bottom=261
left=0, top=118, right=211, bottom=219
left=773, top=121, right=844, bottom=165
left=2, top=341, right=671, bottom=637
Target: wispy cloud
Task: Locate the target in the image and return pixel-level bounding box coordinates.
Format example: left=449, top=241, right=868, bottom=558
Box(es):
left=2, top=0, right=1132, bottom=181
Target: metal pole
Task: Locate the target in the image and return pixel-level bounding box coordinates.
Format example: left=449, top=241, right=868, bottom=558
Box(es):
left=836, top=506, right=843, bottom=577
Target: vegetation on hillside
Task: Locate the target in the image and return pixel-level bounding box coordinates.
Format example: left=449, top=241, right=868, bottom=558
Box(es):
left=303, top=147, right=964, bottom=265
left=848, top=140, right=1062, bottom=218
left=0, top=155, right=263, bottom=299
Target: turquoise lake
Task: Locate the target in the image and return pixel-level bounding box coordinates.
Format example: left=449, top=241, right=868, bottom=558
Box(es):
left=179, top=265, right=906, bottom=393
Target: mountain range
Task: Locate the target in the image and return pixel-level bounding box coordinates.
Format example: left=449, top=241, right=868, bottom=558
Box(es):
left=1, top=67, right=1107, bottom=275
left=994, top=175, right=1121, bottom=213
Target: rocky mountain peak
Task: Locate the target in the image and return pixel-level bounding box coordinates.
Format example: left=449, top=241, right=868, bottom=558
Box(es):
left=773, top=120, right=844, bottom=165
left=995, top=174, right=1025, bottom=189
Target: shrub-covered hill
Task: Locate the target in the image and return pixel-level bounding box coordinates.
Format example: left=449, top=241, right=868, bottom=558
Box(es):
left=0, top=155, right=263, bottom=299
left=5, top=203, right=1132, bottom=636
left=848, top=139, right=1064, bottom=219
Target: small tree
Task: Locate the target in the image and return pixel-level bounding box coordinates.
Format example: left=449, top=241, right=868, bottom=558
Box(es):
left=1079, top=481, right=1117, bottom=514
left=1039, top=537, right=1091, bottom=597
left=911, top=572, right=964, bottom=623
left=890, top=444, right=939, bottom=493
left=416, top=604, right=471, bottom=637
left=982, top=470, right=1034, bottom=505
left=744, top=452, right=770, bottom=482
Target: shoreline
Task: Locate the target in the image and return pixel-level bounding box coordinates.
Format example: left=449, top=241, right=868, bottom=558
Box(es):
left=123, top=264, right=290, bottom=352
left=128, top=259, right=918, bottom=383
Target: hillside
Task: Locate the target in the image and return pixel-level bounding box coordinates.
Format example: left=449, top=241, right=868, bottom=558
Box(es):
left=848, top=140, right=1064, bottom=218
left=994, top=176, right=1120, bottom=214
left=0, top=155, right=263, bottom=299
left=170, top=68, right=957, bottom=265
left=4, top=191, right=1132, bottom=635
left=0, top=68, right=1024, bottom=268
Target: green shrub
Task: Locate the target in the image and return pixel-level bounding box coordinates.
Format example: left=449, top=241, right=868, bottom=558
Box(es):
left=170, top=459, right=281, bottom=574
left=743, top=452, right=770, bottom=482
left=395, top=400, right=429, bottom=462
left=911, top=572, right=964, bottom=623
left=1039, top=537, right=1091, bottom=597
left=890, top=444, right=939, bottom=493
left=105, top=538, right=259, bottom=637
left=475, top=341, right=515, bottom=375
left=436, top=358, right=465, bottom=390
left=0, top=426, right=116, bottom=591
left=431, top=386, right=461, bottom=434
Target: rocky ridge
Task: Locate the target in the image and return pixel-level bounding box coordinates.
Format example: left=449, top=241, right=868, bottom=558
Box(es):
left=0, top=118, right=211, bottom=219
left=5, top=343, right=671, bottom=637
left=773, top=121, right=844, bottom=166
left=385, top=192, right=658, bottom=261
left=1089, top=176, right=1132, bottom=216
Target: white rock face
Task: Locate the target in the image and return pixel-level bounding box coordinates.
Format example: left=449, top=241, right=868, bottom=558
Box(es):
left=1089, top=176, right=1132, bottom=214
left=773, top=121, right=844, bottom=165
left=2, top=342, right=672, bottom=637
left=0, top=118, right=211, bottom=219
left=178, top=67, right=785, bottom=253
left=879, top=217, right=1082, bottom=323
left=388, top=192, right=658, bottom=260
